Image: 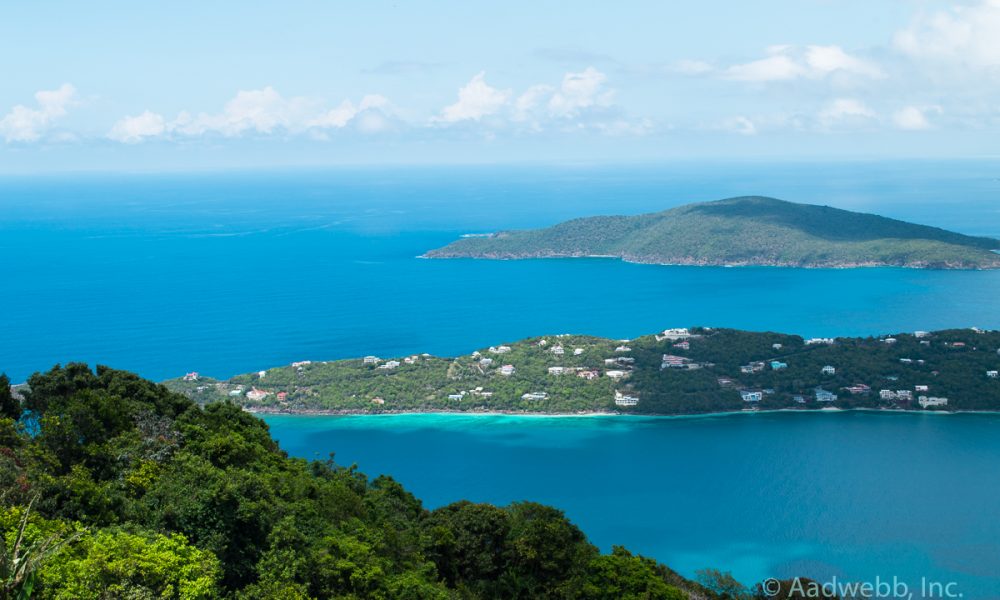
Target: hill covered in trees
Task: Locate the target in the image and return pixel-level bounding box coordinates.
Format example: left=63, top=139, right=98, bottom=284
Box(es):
left=165, top=327, right=1000, bottom=416
left=424, top=197, right=1000, bottom=269
left=0, top=364, right=788, bottom=599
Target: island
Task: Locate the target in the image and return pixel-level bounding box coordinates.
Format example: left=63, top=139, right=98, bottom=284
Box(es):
left=165, top=327, right=1000, bottom=416
left=423, top=196, right=1000, bottom=269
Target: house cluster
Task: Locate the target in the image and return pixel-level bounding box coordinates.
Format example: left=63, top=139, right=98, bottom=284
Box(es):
left=444, top=387, right=494, bottom=400
left=614, top=390, right=639, bottom=406
left=740, top=361, right=766, bottom=374
left=805, top=337, right=835, bottom=345
left=488, top=345, right=512, bottom=354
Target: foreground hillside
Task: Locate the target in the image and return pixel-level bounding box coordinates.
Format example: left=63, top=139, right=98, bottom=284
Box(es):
left=0, top=364, right=783, bottom=599
left=424, top=197, right=1000, bottom=269
left=166, top=327, right=1000, bottom=416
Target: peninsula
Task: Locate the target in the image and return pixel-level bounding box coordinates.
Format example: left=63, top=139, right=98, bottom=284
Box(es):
left=165, top=327, right=1000, bottom=416
left=424, top=196, right=1000, bottom=269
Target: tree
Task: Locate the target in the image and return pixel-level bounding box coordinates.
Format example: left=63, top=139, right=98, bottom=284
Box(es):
left=0, top=376, right=19, bottom=422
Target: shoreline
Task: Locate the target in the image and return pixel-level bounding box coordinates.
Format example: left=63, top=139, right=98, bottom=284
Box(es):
left=248, top=406, right=1000, bottom=420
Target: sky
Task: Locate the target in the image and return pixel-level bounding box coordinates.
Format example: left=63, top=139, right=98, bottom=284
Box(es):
left=1, top=0, right=999, bottom=171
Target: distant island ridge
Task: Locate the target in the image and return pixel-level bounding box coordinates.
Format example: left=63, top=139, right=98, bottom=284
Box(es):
left=424, top=196, right=1000, bottom=269
left=164, top=327, right=1000, bottom=417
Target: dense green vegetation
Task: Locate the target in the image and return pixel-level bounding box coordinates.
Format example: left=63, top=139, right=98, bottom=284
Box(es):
left=424, top=196, right=1000, bottom=269
left=166, top=328, right=1000, bottom=416
left=1, top=363, right=770, bottom=599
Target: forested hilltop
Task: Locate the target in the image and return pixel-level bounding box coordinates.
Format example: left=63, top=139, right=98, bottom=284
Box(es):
left=424, top=196, right=1000, bottom=269
left=0, top=364, right=806, bottom=599
left=166, top=327, right=1000, bottom=416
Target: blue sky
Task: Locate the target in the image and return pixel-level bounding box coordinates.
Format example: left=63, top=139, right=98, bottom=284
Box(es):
left=2, top=0, right=998, bottom=171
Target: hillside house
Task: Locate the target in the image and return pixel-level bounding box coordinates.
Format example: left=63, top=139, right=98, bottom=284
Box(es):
left=258, top=370, right=267, bottom=379
left=661, top=354, right=689, bottom=369
left=489, top=346, right=512, bottom=354
left=845, top=384, right=871, bottom=395
left=915, top=385, right=929, bottom=392
left=578, top=370, right=599, bottom=380
left=805, top=338, right=835, bottom=345
left=821, top=365, right=836, bottom=375
left=363, top=356, right=380, bottom=365
left=605, top=370, right=627, bottom=379
left=988, top=370, right=998, bottom=379
left=551, top=345, right=565, bottom=355
left=499, top=365, right=516, bottom=376
left=815, top=388, right=837, bottom=402
left=673, top=340, right=690, bottom=350
left=771, top=361, right=788, bottom=370
left=657, top=328, right=693, bottom=341
left=882, top=337, right=897, bottom=344
left=371, top=397, right=385, bottom=405
left=447, top=393, right=465, bottom=400
left=548, top=366, right=566, bottom=375
left=276, top=392, right=288, bottom=403
left=378, top=360, right=400, bottom=370
left=522, top=392, right=548, bottom=401
left=479, top=357, right=494, bottom=367
left=740, top=390, right=763, bottom=402
left=793, top=395, right=806, bottom=404
left=574, top=348, right=584, bottom=355
left=615, top=345, right=632, bottom=353
left=896, top=390, right=913, bottom=401
left=918, top=396, right=948, bottom=408
left=614, top=391, right=639, bottom=406
left=183, top=372, right=199, bottom=381
left=772, top=343, right=783, bottom=350
left=879, top=389, right=897, bottom=400
left=246, top=388, right=269, bottom=402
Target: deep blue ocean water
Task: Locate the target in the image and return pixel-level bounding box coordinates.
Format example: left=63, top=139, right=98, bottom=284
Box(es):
left=3, top=161, right=1000, bottom=595
left=2, top=162, right=999, bottom=382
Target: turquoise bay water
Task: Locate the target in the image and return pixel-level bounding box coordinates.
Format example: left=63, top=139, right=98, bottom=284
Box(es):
left=264, top=411, right=1000, bottom=597
left=3, top=162, right=1000, bottom=596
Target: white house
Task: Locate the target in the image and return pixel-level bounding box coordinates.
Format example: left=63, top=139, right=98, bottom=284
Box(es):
left=499, top=364, right=515, bottom=376
left=257, top=370, right=267, bottom=379
left=815, top=388, right=837, bottom=402
left=573, top=348, right=584, bottom=356
left=551, top=345, right=565, bottom=355
left=479, top=357, right=494, bottom=367
left=363, top=356, right=380, bottom=365
left=988, top=370, right=999, bottom=379
left=614, top=391, right=639, bottom=406
left=522, top=392, right=548, bottom=401
left=489, top=346, right=511, bottom=354
left=740, top=390, right=762, bottom=402
left=915, top=385, right=929, bottom=392
left=821, top=365, right=836, bottom=375
left=378, top=360, right=401, bottom=370
left=578, top=370, right=599, bottom=380
left=615, top=345, right=631, bottom=353
left=605, top=370, right=626, bottom=379
left=183, top=372, right=199, bottom=381
left=447, top=393, right=465, bottom=401
left=548, top=366, right=566, bottom=375
left=918, top=396, right=949, bottom=408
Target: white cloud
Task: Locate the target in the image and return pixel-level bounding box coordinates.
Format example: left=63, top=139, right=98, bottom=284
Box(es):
left=894, top=0, right=1000, bottom=68
left=433, top=72, right=511, bottom=123
left=818, top=98, right=877, bottom=128
left=726, top=54, right=805, bottom=82
left=0, top=83, right=77, bottom=142
left=892, top=105, right=941, bottom=130
left=804, top=45, right=882, bottom=78
left=106, top=88, right=393, bottom=142
left=107, top=111, right=166, bottom=143
left=718, top=116, right=758, bottom=136
left=724, top=45, right=881, bottom=82
left=547, top=67, right=613, bottom=117
left=671, top=59, right=714, bottom=75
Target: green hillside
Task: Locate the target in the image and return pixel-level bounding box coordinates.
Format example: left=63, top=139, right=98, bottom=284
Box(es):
left=165, top=327, right=1000, bottom=416
left=424, top=196, right=1000, bottom=269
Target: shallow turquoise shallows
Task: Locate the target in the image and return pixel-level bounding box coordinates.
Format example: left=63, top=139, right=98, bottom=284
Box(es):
left=263, top=411, right=1000, bottom=597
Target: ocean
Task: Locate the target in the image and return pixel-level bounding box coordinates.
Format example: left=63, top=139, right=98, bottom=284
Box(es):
left=3, top=161, right=1000, bottom=596
left=2, top=161, right=999, bottom=383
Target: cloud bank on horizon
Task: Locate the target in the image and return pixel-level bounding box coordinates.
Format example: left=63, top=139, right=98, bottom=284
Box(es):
left=2, top=0, right=999, bottom=166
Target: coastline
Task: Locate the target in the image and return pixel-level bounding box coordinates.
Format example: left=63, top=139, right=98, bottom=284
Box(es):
left=247, top=405, right=1000, bottom=420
